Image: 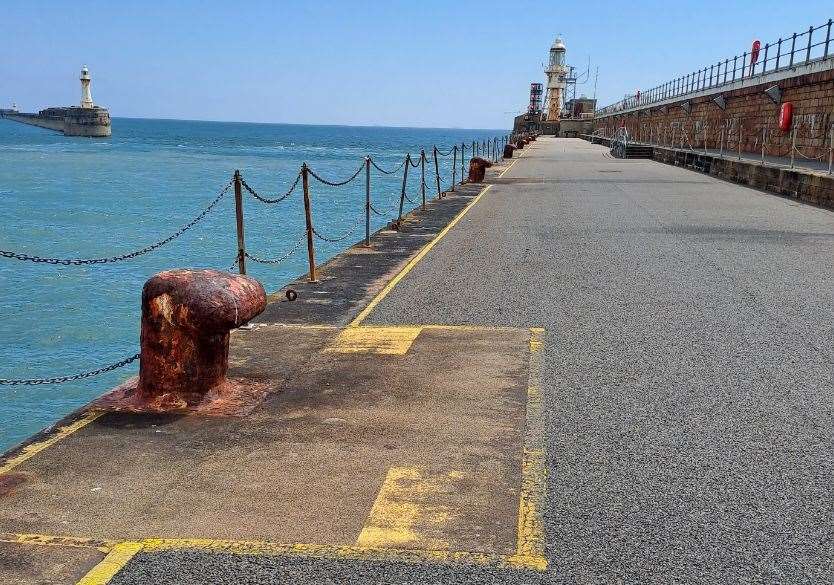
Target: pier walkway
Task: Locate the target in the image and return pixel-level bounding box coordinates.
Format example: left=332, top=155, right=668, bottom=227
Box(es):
left=2, top=138, right=833, bottom=583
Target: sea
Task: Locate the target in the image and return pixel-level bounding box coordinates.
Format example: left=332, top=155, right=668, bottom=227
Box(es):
left=0, top=117, right=505, bottom=451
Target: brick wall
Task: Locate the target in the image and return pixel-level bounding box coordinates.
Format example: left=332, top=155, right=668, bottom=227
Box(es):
left=593, top=67, right=834, bottom=161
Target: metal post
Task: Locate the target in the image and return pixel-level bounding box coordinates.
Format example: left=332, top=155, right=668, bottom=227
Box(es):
left=397, top=154, right=410, bottom=223
left=738, top=127, right=742, bottom=160
left=790, top=126, right=796, bottom=169
left=825, top=19, right=832, bottom=58
left=789, top=34, right=796, bottom=67
left=461, top=142, right=466, bottom=183
left=420, top=149, right=426, bottom=210
left=704, top=123, right=708, bottom=154
left=364, top=157, right=371, bottom=246
left=806, top=26, right=813, bottom=63
left=719, top=126, right=725, bottom=158
left=451, top=145, right=457, bottom=192
left=301, top=163, right=316, bottom=281
left=233, top=170, right=246, bottom=275
left=433, top=146, right=442, bottom=197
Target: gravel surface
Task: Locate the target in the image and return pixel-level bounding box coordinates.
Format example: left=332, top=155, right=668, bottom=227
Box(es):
left=113, top=138, right=833, bottom=583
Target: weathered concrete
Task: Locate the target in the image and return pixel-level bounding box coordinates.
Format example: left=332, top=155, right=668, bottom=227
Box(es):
left=1, top=107, right=112, bottom=137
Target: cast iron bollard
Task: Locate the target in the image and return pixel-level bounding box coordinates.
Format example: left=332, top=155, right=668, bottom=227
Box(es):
left=138, top=269, right=266, bottom=405
left=468, top=157, right=493, bottom=183
left=503, top=144, right=515, bottom=159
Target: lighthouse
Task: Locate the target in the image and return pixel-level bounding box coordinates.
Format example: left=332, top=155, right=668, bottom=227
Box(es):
left=80, top=66, right=94, bottom=109
left=544, top=37, right=567, bottom=122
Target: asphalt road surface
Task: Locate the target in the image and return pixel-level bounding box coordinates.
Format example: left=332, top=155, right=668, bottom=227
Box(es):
left=365, top=137, right=834, bottom=584
left=112, top=137, right=833, bottom=583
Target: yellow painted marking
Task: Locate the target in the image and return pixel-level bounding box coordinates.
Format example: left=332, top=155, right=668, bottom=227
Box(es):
left=325, top=326, right=423, bottom=355
left=76, top=541, right=143, bottom=585
left=0, top=411, right=102, bottom=476
left=512, top=328, right=548, bottom=570
left=0, top=532, right=114, bottom=553
left=350, top=184, right=493, bottom=327
left=357, top=467, right=458, bottom=550
left=498, top=143, right=529, bottom=178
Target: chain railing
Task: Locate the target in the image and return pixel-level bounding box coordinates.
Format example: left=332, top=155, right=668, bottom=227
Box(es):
left=597, top=18, right=833, bottom=116
left=1, top=134, right=510, bottom=385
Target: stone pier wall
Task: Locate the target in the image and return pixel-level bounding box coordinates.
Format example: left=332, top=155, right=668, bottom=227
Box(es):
left=594, top=60, right=834, bottom=160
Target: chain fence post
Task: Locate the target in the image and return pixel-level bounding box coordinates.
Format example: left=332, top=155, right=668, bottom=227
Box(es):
left=301, top=163, right=317, bottom=281
left=420, top=149, right=426, bottom=210
left=461, top=142, right=466, bottom=184
left=365, top=156, right=371, bottom=246
left=738, top=126, right=742, bottom=160
left=433, top=146, right=442, bottom=198
left=233, top=170, right=246, bottom=275
left=397, top=153, right=410, bottom=224
left=719, top=125, right=725, bottom=158
left=451, top=145, right=457, bottom=192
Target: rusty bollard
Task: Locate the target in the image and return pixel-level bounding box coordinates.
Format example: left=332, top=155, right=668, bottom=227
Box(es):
left=503, top=144, right=515, bottom=159
left=468, top=157, right=493, bottom=183
left=138, top=269, right=266, bottom=406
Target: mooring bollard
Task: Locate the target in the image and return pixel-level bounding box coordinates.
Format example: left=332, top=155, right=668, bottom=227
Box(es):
left=138, top=269, right=266, bottom=405
left=503, top=143, right=515, bottom=159
left=468, top=157, right=492, bottom=183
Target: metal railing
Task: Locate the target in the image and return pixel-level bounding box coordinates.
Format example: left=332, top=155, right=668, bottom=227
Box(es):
left=597, top=18, right=833, bottom=116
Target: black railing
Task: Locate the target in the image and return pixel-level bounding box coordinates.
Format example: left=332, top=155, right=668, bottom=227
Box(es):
left=597, top=18, right=833, bottom=116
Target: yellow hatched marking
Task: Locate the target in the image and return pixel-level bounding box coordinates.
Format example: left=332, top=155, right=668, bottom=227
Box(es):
left=356, top=467, right=459, bottom=550
left=350, top=184, right=493, bottom=327
left=76, top=541, right=143, bottom=585
left=0, top=411, right=102, bottom=476
left=325, top=326, right=423, bottom=355
left=0, top=532, right=114, bottom=553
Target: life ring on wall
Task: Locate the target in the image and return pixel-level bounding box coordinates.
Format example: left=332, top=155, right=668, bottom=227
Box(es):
left=750, top=40, right=761, bottom=65
left=778, top=102, right=793, bottom=133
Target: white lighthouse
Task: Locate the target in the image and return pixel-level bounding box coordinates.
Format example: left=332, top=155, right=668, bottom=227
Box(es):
left=544, top=37, right=567, bottom=122
left=80, top=66, right=94, bottom=109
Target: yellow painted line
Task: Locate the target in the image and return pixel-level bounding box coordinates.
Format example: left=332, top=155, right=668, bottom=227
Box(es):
left=0, top=411, right=102, bottom=476
left=512, top=328, right=548, bottom=571
left=141, top=537, right=509, bottom=567
left=349, top=184, right=493, bottom=327
left=0, top=532, right=114, bottom=553
left=76, top=541, right=143, bottom=585
left=325, top=326, right=422, bottom=355
left=356, top=466, right=459, bottom=550
left=498, top=143, right=529, bottom=178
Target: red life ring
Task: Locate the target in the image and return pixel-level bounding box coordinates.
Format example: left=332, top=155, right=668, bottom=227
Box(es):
left=778, top=102, right=793, bottom=133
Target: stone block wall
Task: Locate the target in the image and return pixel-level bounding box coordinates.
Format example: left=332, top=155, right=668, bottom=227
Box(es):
left=594, top=65, right=834, bottom=161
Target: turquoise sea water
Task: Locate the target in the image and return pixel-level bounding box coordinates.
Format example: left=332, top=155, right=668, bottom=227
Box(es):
left=0, top=118, right=504, bottom=451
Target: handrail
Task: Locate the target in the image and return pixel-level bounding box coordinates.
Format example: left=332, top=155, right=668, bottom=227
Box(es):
left=597, top=18, right=833, bottom=116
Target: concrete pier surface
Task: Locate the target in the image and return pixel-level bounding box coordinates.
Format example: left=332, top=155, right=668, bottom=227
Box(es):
left=2, top=138, right=833, bottom=583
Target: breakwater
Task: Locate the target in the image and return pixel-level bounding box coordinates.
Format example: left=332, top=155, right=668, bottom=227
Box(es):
left=0, top=119, right=508, bottom=449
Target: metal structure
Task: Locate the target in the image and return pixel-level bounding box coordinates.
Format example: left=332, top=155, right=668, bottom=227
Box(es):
left=528, top=83, right=543, bottom=114
left=597, top=18, right=833, bottom=115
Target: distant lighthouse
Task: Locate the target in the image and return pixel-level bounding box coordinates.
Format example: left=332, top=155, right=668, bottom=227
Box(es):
left=80, top=66, right=94, bottom=108
left=544, top=38, right=567, bottom=122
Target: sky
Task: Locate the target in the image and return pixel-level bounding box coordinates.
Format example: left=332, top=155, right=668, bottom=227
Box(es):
left=1, top=1, right=832, bottom=129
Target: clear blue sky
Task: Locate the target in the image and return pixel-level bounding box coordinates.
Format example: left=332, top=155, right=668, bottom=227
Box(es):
left=2, top=1, right=831, bottom=129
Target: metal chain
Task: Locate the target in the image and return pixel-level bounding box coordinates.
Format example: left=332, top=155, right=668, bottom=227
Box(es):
left=241, top=173, right=301, bottom=204
left=369, top=199, right=398, bottom=216
left=369, top=157, right=407, bottom=175
left=311, top=212, right=364, bottom=243
left=0, top=353, right=140, bottom=386
left=408, top=154, right=422, bottom=168
left=435, top=146, right=454, bottom=156
left=307, top=162, right=365, bottom=187
left=244, top=233, right=307, bottom=265
left=1, top=182, right=232, bottom=266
